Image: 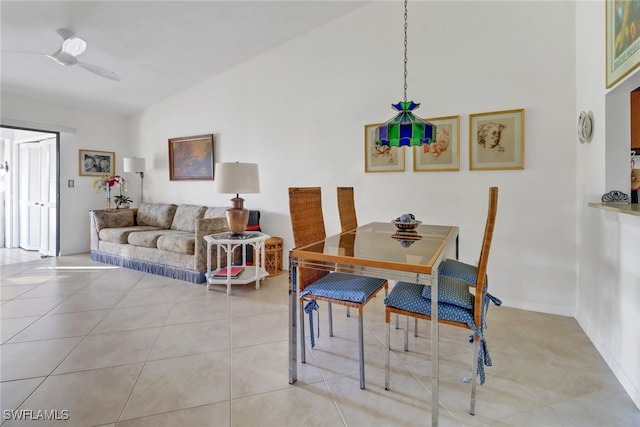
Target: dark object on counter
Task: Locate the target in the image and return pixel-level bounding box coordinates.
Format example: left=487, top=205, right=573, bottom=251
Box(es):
left=631, top=189, right=638, bottom=204
left=601, top=190, right=630, bottom=203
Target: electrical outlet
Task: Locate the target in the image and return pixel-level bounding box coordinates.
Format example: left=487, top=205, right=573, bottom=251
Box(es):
left=68, top=179, right=74, bottom=188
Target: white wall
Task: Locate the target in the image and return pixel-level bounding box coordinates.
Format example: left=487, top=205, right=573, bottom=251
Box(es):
left=130, top=1, right=578, bottom=315
left=1, top=92, right=131, bottom=255
left=576, top=1, right=640, bottom=410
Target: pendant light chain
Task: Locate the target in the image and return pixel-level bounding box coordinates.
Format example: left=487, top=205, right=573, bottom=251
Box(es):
left=403, top=0, right=408, bottom=103
left=375, top=0, right=436, bottom=148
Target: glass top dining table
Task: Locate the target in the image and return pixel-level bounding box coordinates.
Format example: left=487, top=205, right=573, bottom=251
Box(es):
left=288, top=221, right=459, bottom=426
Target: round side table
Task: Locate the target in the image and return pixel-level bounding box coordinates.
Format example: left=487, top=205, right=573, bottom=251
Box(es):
left=264, top=237, right=283, bottom=276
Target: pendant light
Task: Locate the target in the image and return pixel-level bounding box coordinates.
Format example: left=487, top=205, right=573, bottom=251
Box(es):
left=375, top=0, right=436, bottom=147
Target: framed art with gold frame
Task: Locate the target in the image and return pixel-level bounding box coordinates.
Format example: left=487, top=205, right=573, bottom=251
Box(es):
left=606, top=0, right=640, bottom=88
left=413, top=115, right=460, bottom=172
left=469, top=109, right=525, bottom=171
left=79, top=149, right=115, bottom=176
left=168, top=134, right=215, bottom=180
left=364, top=123, right=405, bottom=172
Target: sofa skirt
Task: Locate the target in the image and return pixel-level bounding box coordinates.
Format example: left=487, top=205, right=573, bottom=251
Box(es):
left=91, top=251, right=206, bottom=283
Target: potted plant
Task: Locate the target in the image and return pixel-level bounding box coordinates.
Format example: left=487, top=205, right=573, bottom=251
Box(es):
left=114, top=194, right=133, bottom=209
left=109, top=175, right=132, bottom=208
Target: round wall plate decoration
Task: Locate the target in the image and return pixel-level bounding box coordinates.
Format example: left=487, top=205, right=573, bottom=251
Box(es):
left=578, top=111, right=593, bottom=143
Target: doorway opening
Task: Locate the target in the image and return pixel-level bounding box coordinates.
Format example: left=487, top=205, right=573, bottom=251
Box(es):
left=0, top=126, right=60, bottom=257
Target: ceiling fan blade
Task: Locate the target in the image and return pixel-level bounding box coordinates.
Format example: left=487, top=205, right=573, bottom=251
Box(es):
left=56, top=28, right=75, bottom=40
left=47, top=50, right=77, bottom=66
left=2, top=49, right=48, bottom=56
left=77, top=62, right=122, bottom=81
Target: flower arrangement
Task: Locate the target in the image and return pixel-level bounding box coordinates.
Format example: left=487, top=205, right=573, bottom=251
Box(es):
left=92, top=174, right=131, bottom=208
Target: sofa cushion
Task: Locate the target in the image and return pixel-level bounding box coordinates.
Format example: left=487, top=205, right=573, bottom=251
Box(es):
left=204, top=206, right=228, bottom=218
left=157, top=232, right=196, bottom=255
left=99, top=226, right=160, bottom=244
left=128, top=230, right=176, bottom=248
left=93, top=210, right=135, bottom=233
left=137, top=203, right=178, bottom=229
left=171, top=205, right=206, bottom=233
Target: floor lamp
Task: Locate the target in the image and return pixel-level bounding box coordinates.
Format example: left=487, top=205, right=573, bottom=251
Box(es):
left=123, top=157, right=145, bottom=204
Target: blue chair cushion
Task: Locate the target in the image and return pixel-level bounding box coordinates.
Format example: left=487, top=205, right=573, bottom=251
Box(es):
left=385, top=280, right=500, bottom=385
left=385, top=281, right=475, bottom=327
left=413, top=275, right=474, bottom=309
left=438, top=259, right=481, bottom=285
left=299, top=272, right=386, bottom=303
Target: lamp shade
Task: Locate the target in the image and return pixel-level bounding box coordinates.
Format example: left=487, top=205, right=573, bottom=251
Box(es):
left=215, top=163, right=260, bottom=194
left=375, top=101, right=437, bottom=147
left=123, top=157, right=145, bottom=173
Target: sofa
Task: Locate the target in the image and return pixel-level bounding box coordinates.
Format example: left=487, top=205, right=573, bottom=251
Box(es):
left=89, top=203, right=260, bottom=283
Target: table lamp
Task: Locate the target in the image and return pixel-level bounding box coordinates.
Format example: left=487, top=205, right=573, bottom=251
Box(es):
left=123, top=157, right=146, bottom=203
left=215, top=162, right=260, bottom=235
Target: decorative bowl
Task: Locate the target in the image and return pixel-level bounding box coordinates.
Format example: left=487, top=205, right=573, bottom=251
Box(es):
left=392, top=220, right=422, bottom=231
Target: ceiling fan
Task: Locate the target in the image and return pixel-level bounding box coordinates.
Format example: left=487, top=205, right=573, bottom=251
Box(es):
left=7, top=28, right=122, bottom=81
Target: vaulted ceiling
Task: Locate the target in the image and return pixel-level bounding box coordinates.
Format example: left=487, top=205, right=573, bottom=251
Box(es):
left=1, top=1, right=366, bottom=116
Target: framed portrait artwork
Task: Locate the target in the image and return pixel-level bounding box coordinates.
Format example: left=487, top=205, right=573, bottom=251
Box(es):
left=413, top=115, right=460, bottom=172
left=364, top=123, right=405, bottom=172
left=469, top=109, right=525, bottom=171
left=606, top=0, right=640, bottom=88
left=79, top=149, right=115, bottom=176
left=168, top=134, right=215, bottom=180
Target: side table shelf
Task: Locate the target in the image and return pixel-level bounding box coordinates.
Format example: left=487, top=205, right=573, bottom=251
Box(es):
left=204, top=232, right=270, bottom=294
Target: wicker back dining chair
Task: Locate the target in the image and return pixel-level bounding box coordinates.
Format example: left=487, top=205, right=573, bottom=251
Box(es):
left=337, top=187, right=358, bottom=232
left=289, top=187, right=388, bottom=389
left=337, top=186, right=359, bottom=318
left=384, top=187, right=500, bottom=415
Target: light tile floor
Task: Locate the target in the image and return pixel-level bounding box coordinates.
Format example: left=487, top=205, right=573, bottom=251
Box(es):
left=1, top=249, right=639, bottom=426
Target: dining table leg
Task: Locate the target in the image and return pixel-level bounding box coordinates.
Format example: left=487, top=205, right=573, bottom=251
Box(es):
left=289, top=263, right=297, bottom=384
left=432, top=270, right=439, bottom=426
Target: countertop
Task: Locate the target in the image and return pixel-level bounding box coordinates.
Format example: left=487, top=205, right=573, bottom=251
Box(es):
left=588, top=202, right=640, bottom=217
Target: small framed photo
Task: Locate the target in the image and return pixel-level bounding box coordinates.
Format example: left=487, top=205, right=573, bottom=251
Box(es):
left=364, top=123, right=405, bottom=173
left=606, top=0, right=640, bottom=88
left=168, top=134, right=215, bottom=180
left=79, top=149, right=115, bottom=176
left=413, top=115, right=460, bottom=172
left=469, top=109, right=525, bottom=171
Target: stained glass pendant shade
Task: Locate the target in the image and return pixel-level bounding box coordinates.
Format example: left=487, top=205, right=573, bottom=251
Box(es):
left=375, top=101, right=436, bottom=147
left=375, top=0, right=436, bottom=147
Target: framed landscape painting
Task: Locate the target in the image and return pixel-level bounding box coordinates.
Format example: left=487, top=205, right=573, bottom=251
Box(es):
left=364, top=123, right=404, bottom=172
left=606, top=0, right=640, bottom=88
left=168, top=134, right=215, bottom=180
left=79, top=149, right=115, bottom=176
left=413, top=115, right=460, bottom=172
left=469, top=109, right=525, bottom=171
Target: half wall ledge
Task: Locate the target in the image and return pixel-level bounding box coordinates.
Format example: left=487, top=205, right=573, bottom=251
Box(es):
left=588, top=203, right=640, bottom=217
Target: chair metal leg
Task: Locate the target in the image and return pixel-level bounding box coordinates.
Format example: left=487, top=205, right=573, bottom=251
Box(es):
left=385, top=316, right=391, bottom=391
left=470, top=338, right=479, bottom=415
left=299, top=299, right=306, bottom=363
left=358, top=314, right=365, bottom=389
left=347, top=307, right=351, bottom=317
left=404, top=316, right=409, bottom=351
left=414, top=318, right=418, bottom=337
left=328, top=302, right=333, bottom=337
left=395, top=313, right=400, bottom=329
